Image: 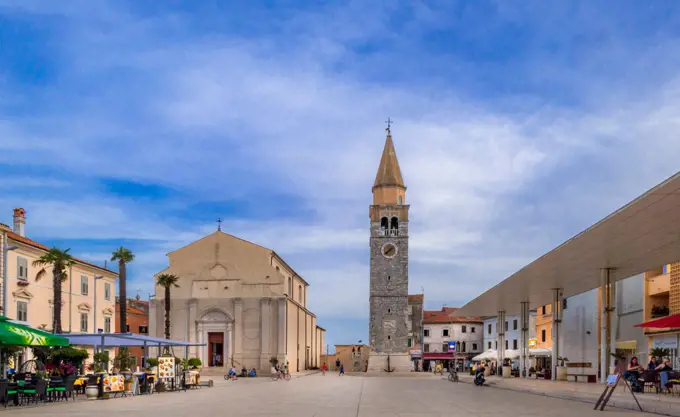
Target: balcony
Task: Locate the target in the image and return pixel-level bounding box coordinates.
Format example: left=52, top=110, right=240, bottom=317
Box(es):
left=379, top=229, right=400, bottom=237
left=647, top=273, right=670, bottom=296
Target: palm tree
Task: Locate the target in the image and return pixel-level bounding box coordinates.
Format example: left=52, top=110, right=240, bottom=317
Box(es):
left=33, top=248, right=75, bottom=333
left=111, top=247, right=135, bottom=334
left=156, top=273, right=180, bottom=339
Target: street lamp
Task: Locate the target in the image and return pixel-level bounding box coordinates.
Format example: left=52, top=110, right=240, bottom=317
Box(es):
left=92, top=275, right=105, bottom=333
left=2, top=237, right=19, bottom=316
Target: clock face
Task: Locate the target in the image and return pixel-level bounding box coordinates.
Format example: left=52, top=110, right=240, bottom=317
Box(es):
left=382, top=243, right=397, bottom=258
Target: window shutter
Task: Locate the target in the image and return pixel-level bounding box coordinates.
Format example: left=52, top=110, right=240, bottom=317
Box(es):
left=17, top=257, right=28, bottom=280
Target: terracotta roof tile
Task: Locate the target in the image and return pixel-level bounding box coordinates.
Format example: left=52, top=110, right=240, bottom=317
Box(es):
left=423, top=308, right=482, bottom=324
left=7, top=231, right=118, bottom=276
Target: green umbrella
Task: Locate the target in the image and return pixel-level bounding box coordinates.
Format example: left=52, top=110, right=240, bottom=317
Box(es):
left=0, top=316, right=69, bottom=347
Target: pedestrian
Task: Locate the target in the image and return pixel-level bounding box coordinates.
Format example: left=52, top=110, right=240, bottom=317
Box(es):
left=339, top=363, right=345, bottom=376
left=335, top=358, right=341, bottom=369
left=322, top=362, right=327, bottom=376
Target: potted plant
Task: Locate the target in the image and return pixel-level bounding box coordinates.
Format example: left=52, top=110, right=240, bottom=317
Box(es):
left=502, top=358, right=512, bottom=379
left=93, top=352, right=110, bottom=373
left=146, top=358, right=159, bottom=373
left=188, top=358, right=202, bottom=370
left=556, top=356, right=569, bottom=381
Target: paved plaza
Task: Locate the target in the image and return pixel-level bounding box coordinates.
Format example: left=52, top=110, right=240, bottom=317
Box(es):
left=7, top=374, right=653, bottom=417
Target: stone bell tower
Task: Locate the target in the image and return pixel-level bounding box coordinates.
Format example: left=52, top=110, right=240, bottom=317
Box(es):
left=366, top=122, right=411, bottom=372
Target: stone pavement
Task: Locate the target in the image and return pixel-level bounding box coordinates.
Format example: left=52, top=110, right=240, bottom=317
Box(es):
left=7, top=373, right=653, bottom=416
left=457, top=374, right=680, bottom=416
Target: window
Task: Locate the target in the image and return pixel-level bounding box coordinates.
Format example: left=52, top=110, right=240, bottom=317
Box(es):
left=542, top=305, right=546, bottom=315
left=442, top=329, right=449, bottom=337
left=472, top=343, right=478, bottom=351
left=16, top=301, right=28, bottom=322
left=17, top=257, right=28, bottom=281
left=488, top=324, right=492, bottom=334
left=126, top=324, right=130, bottom=332
left=505, top=321, right=508, bottom=331
left=424, top=344, right=430, bottom=353
left=298, top=285, right=302, bottom=303
left=387, top=275, right=391, bottom=281
left=424, top=329, right=430, bottom=337
left=398, top=195, right=403, bottom=205
left=139, top=325, right=148, bottom=334
left=541, top=329, right=546, bottom=343
left=80, top=313, right=89, bottom=332
left=461, top=342, right=466, bottom=352
left=505, top=340, right=508, bottom=350
left=461, top=325, right=467, bottom=333
left=104, top=283, right=111, bottom=301
left=513, top=339, right=518, bottom=350
left=513, top=319, right=518, bottom=330
left=562, top=298, right=568, bottom=310
left=442, top=343, right=448, bottom=353
left=663, top=264, right=669, bottom=274
left=104, top=317, right=111, bottom=333
left=495, top=341, right=498, bottom=349
left=408, top=338, right=412, bottom=347
left=488, top=341, right=492, bottom=349
left=387, top=335, right=391, bottom=340
left=288, top=278, right=292, bottom=297
left=471, top=326, right=475, bottom=333
left=81, top=275, right=89, bottom=295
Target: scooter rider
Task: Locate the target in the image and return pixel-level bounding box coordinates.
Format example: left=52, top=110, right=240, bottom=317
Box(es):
left=474, top=362, right=486, bottom=386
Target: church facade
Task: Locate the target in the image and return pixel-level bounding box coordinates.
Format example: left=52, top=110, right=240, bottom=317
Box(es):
left=149, top=231, right=325, bottom=373
left=367, top=126, right=412, bottom=372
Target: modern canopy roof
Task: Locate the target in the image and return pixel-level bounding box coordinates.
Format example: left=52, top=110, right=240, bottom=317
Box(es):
left=457, top=171, right=680, bottom=317
left=64, top=333, right=205, bottom=348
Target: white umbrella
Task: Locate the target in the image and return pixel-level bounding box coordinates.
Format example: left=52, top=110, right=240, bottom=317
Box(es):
left=505, top=349, right=520, bottom=359
left=529, top=347, right=552, bottom=357
left=472, top=349, right=497, bottom=362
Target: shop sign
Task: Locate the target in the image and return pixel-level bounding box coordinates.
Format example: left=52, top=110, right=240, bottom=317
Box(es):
left=528, top=338, right=538, bottom=348
left=652, top=334, right=678, bottom=349
left=448, top=341, right=456, bottom=352
left=409, top=348, right=422, bottom=357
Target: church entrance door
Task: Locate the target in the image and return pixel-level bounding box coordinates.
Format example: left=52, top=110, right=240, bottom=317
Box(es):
left=208, top=332, right=224, bottom=367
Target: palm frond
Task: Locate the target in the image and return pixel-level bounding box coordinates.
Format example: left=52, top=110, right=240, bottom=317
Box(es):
left=111, top=246, right=135, bottom=263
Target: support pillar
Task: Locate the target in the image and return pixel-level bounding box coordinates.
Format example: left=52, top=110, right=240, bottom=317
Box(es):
left=261, top=297, right=272, bottom=369
left=551, top=289, right=562, bottom=381
left=277, top=298, right=287, bottom=364
left=497, top=311, right=506, bottom=369
left=520, top=302, right=529, bottom=378
left=600, top=269, right=613, bottom=383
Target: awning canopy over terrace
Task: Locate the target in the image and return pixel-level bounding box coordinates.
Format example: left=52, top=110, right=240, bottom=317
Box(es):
left=456, top=171, right=680, bottom=317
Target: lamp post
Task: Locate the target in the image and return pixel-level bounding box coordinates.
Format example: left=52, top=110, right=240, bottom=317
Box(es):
left=93, top=275, right=105, bottom=333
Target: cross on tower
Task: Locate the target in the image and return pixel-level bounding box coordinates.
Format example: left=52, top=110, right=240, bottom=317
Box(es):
left=217, top=217, right=222, bottom=231
left=385, top=117, right=394, bottom=133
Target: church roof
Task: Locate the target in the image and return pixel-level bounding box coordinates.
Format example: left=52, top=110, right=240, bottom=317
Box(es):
left=373, top=130, right=405, bottom=190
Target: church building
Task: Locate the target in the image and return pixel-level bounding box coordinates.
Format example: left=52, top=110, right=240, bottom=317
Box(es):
left=367, top=124, right=412, bottom=372
left=149, top=229, right=326, bottom=373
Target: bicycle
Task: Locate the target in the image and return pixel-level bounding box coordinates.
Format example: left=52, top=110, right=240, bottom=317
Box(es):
left=271, top=371, right=291, bottom=381
left=448, top=371, right=459, bottom=382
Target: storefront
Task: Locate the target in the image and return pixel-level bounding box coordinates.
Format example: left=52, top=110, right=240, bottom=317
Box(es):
left=423, top=352, right=455, bottom=372
left=409, top=347, right=422, bottom=371
left=651, top=333, right=679, bottom=369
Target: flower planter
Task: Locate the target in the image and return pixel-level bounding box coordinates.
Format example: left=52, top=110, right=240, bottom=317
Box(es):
left=502, top=366, right=512, bottom=378
left=556, top=366, right=568, bottom=381
left=85, top=385, right=99, bottom=400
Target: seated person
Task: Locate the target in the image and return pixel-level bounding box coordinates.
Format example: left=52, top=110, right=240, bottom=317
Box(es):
left=250, top=368, right=256, bottom=377
left=241, top=367, right=247, bottom=377
left=624, top=356, right=643, bottom=392
left=656, top=358, right=673, bottom=389
left=227, top=368, right=233, bottom=377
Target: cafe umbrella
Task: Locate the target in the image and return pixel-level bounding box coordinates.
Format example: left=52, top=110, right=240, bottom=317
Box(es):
left=0, top=316, right=69, bottom=347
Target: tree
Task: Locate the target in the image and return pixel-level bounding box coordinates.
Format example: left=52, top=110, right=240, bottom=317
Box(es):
left=111, top=247, right=135, bottom=334
left=156, top=273, right=180, bottom=339
left=33, top=248, right=75, bottom=333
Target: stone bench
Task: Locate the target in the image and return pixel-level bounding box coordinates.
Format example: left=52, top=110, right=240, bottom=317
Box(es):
left=567, top=373, right=597, bottom=383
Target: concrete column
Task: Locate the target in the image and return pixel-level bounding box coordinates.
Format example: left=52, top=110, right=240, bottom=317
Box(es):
left=520, top=302, right=529, bottom=378
left=497, top=311, right=505, bottom=367
left=551, top=289, right=561, bottom=381
left=600, top=269, right=612, bottom=383
left=609, top=279, right=617, bottom=372
left=198, top=325, right=205, bottom=366
left=234, top=298, right=243, bottom=365
left=277, top=298, right=286, bottom=362
left=261, top=297, right=271, bottom=368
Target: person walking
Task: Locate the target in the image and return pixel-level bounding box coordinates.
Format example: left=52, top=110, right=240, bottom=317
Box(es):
left=339, top=363, right=345, bottom=376
left=322, top=362, right=327, bottom=376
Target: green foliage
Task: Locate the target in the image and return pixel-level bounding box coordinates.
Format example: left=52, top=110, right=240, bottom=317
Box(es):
left=32, top=346, right=89, bottom=367
left=2, top=346, right=24, bottom=365
left=650, top=347, right=670, bottom=358
left=146, top=358, right=159, bottom=368
left=557, top=356, right=569, bottom=366
left=113, top=347, right=136, bottom=371
left=270, top=357, right=279, bottom=366
left=32, top=247, right=74, bottom=282
left=111, top=247, right=135, bottom=263
left=188, top=358, right=202, bottom=369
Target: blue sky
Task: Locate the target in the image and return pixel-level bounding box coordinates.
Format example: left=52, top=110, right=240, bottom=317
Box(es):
left=2, top=0, right=680, bottom=348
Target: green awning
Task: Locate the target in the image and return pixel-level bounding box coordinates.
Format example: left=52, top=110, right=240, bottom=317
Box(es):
left=0, top=316, right=69, bottom=347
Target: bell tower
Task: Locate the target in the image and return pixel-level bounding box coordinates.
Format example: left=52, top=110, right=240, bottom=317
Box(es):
left=367, top=122, right=411, bottom=372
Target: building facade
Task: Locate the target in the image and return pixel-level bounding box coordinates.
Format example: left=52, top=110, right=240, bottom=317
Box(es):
left=367, top=126, right=411, bottom=372
left=407, top=294, right=424, bottom=349
left=422, top=307, right=483, bottom=370
left=1, top=208, right=118, bottom=366
left=115, top=296, right=149, bottom=367
left=149, top=229, right=325, bottom=373
left=535, top=304, right=553, bottom=349
left=643, top=263, right=679, bottom=368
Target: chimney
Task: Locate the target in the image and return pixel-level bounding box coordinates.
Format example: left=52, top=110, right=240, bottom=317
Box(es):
left=13, top=208, right=26, bottom=237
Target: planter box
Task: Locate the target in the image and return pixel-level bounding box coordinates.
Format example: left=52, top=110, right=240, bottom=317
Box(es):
left=556, top=366, right=568, bottom=381
left=502, top=366, right=512, bottom=378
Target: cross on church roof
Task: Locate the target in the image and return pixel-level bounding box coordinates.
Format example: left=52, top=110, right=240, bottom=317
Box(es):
left=217, top=217, right=222, bottom=231
left=385, top=117, right=394, bottom=134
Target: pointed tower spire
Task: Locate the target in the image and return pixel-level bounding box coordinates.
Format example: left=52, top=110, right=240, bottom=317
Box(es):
left=372, top=121, right=406, bottom=205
